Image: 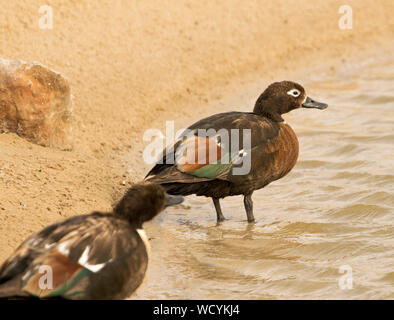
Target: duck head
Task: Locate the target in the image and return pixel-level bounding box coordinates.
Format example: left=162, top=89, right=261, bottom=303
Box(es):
left=253, top=81, right=328, bottom=122
left=114, top=183, right=184, bottom=227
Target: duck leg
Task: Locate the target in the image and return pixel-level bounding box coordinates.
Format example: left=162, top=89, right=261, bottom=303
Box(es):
left=212, top=198, right=225, bottom=222
left=244, top=194, right=255, bottom=223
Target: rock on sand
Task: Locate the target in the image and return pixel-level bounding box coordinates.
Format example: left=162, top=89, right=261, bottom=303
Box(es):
left=0, top=58, right=73, bottom=150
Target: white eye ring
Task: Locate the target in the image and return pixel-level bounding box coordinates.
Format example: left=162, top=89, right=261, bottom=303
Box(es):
left=287, top=89, right=301, bottom=97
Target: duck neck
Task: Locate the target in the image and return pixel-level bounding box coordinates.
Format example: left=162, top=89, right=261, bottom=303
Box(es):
left=114, top=210, right=144, bottom=229
left=129, top=219, right=143, bottom=229
left=253, top=99, right=284, bottom=122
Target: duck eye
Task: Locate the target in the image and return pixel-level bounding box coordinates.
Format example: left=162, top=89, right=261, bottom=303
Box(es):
left=287, top=89, right=301, bottom=97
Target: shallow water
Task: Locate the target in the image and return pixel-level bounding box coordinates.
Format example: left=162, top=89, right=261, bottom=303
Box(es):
left=135, top=56, right=394, bottom=299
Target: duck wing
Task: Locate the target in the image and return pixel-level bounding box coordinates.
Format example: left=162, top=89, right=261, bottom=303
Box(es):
left=0, top=213, right=145, bottom=299
left=146, top=112, right=280, bottom=183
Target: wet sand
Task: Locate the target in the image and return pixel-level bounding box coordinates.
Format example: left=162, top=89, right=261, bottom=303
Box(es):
left=0, top=1, right=393, bottom=298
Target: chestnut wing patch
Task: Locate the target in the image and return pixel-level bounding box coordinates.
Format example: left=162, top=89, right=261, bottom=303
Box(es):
left=22, top=250, right=90, bottom=298
left=175, top=135, right=243, bottom=179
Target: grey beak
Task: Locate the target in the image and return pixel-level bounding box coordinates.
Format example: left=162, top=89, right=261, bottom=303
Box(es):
left=302, top=96, right=328, bottom=109
left=165, top=193, right=184, bottom=207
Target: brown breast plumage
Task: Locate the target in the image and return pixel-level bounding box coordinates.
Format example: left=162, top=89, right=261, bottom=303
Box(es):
left=270, top=122, right=299, bottom=180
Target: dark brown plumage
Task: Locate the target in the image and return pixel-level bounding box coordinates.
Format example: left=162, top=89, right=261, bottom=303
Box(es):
left=0, top=183, right=183, bottom=300
left=146, top=81, right=327, bottom=223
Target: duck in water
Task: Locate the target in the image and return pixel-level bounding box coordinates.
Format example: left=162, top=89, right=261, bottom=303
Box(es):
left=146, top=81, right=327, bottom=223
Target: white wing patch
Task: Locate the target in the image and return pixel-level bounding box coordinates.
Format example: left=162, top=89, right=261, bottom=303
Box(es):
left=57, top=240, right=70, bottom=256
left=238, top=149, right=247, bottom=157
left=78, top=246, right=110, bottom=273
left=56, top=241, right=111, bottom=273
left=44, top=242, right=56, bottom=249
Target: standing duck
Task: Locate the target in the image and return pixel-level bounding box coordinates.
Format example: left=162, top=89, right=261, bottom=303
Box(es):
left=146, top=81, right=327, bottom=223
left=0, top=183, right=183, bottom=299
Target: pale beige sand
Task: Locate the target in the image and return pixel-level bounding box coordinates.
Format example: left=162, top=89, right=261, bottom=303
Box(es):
left=0, top=0, right=393, bottom=263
